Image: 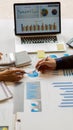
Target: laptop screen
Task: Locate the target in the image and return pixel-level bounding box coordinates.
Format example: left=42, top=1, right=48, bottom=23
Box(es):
left=14, top=2, right=61, bottom=35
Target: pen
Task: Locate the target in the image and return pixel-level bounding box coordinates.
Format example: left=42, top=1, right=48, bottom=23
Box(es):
left=16, top=70, right=37, bottom=75
left=44, top=56, right=48, bottom=61
left=37, top=56, right=48, bottom=70
left=16, top=71, right=28, bottom=74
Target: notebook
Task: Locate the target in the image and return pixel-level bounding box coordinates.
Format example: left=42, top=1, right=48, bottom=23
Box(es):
left=13, top=2, right=66, bottom=53
left=0, top=82, right=13, bottom=102
left=0, top=51, right=31, bottom=70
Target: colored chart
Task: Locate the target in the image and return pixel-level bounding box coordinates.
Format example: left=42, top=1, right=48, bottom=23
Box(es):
left=49, top=54, right=57, bottom=58
left=41, top=9, right=48, bottom=16
left=27, top=70, right=39, bottom=78
left=53, top=82, right=73, bottom=107
left=63, top=69, right=73, bottom=76
left=21, top=22, right=57, bottom=32
left=26, top=81, right=42, bottom=112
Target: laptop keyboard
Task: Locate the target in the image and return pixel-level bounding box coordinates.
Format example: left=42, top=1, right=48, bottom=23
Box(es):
left=21, top=36, right=57, bottom=44
left=16, top=35, right=66, bottom=53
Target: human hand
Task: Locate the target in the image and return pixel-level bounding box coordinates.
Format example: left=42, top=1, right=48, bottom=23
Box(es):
left=35, top=57, right=56, bottom=73
left=0, top=68, right=25, bottom=82
left=0, top=52, right=3, bottom=59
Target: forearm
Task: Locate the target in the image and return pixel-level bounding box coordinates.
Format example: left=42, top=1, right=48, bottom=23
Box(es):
left=0, top=72, right=4, bottom=81
left=56, top=55, right=73, bottom=69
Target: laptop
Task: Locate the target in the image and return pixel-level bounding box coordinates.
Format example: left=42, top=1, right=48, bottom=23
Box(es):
left=13, top=2, right=66, bottom=53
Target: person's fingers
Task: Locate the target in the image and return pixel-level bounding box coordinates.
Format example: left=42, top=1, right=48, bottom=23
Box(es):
left=16, top=75, right=24, bottom=80
left=6, top=68, right=25, bottom=75
left=38, top=65, right=48, bottom=71
left=36, top=60, right=46, bottom=69
left=0, top=52, right=3, bottom=55
left=13, top=69, right=25, bottom=74
left=38, top=65, right=49, bottom=74
left=36, top=61, right=48, bottom=70
left=2, top=69, right=24, bottom=77
left=36, top=57, right=51, bottom=69
left=0, top=52, right=3, bottom=59
left=14, top=75, right=24, bottom=82
left=35, top=59, right=44, bottom=68
left=4, top=74, right=24, bottom=82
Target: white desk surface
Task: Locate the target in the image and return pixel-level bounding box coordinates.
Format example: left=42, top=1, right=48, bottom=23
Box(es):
left=0, top=19, right=73, bottom=130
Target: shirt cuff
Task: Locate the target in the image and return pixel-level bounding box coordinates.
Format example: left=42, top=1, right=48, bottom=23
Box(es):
left=56, top=58, right=63, bottom=69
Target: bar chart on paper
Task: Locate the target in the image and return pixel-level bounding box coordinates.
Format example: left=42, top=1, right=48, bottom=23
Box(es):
left=52, top=81, right=73, bottom=107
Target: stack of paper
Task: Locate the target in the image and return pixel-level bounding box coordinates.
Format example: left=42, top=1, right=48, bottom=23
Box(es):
left=0, top=51, right=31, bottom=70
